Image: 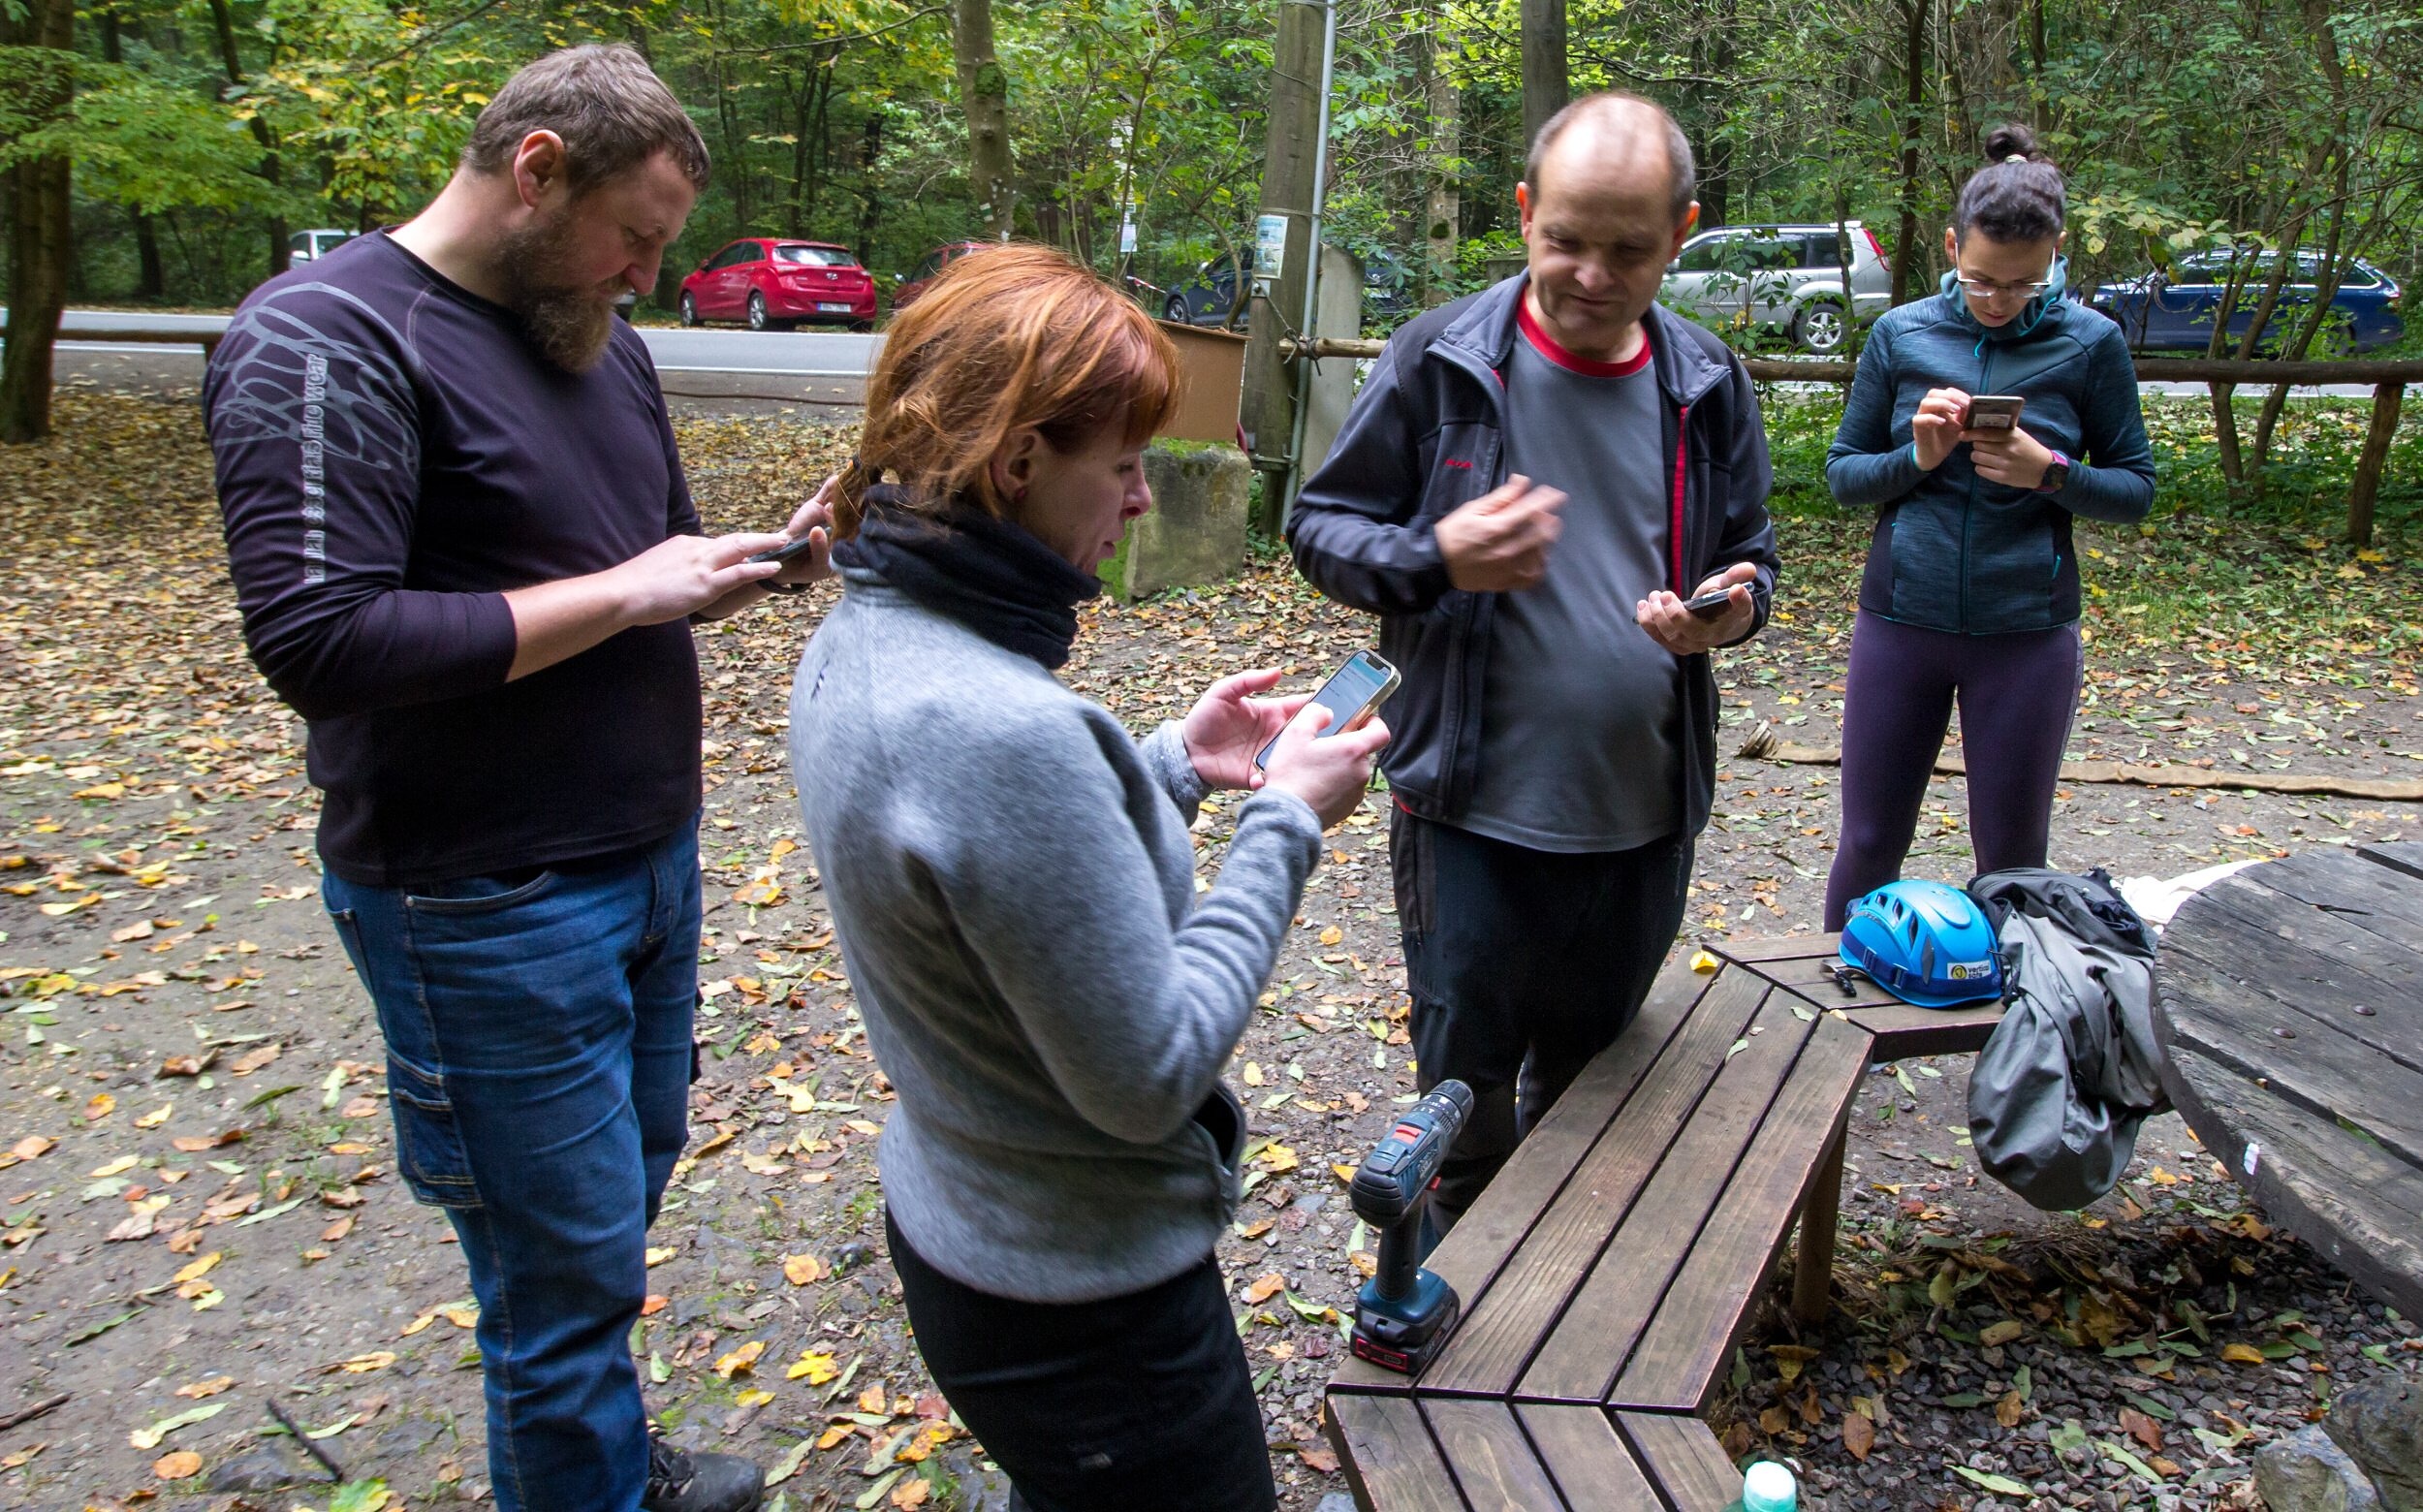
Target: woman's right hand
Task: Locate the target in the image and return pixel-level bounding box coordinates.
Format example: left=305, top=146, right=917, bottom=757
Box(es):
left=1912, top=387, right=1972, bottom=471
left=1259, top=703, right=1390, bottom=831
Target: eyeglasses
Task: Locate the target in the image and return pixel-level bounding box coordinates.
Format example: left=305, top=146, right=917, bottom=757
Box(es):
left=1955, top=275, right=2052, bottom=299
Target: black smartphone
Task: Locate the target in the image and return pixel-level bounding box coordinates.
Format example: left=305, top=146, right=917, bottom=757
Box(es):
left=745, top=532, right=825, bottom=566
left=1684, top=588, right=1737, bottom=618
left=1254, top=650, right=1402, bottom=772
left=1965, top=394, right=2026, bottom=431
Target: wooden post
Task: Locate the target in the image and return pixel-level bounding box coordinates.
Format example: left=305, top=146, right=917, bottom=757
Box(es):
left=1792, top=1122, right=1848, bottom=1325
left=2348, top=382, right=2404, bottom=548
left=1240, top=0, right=1325, bottom=533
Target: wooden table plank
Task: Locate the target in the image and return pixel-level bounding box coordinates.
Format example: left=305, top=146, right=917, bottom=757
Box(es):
left=2171, top=881, right=2423, bottom=1070
left=1516, top=989, right=1811, bottom=1402
left=1420, top=971, right=1772, bottom=1400
left=1325, top=1395, right=1468, bottom=1512
left=2162, top=1040, right=2423, bottom=1320
left=2248, top=848, right=2423, bottom=937
left=1326, top=956, right=1722, bottom=1399
left=1837, top=1001, right=2003, bottom=1061
left=2360, top=840, right=2423, bottom=881
left=1750, top=949, right=1903, bottom=1010
left=1616, top=1411, right=1741, bottom=1510
left=2158, top=956, right=2423, bottom=1169
left=1516, top=1405, right=1663, bottom=1512
left=1612, top=1014, right=1872, bottom=1412
left=1421, top=1400, right=1570, bottom=1511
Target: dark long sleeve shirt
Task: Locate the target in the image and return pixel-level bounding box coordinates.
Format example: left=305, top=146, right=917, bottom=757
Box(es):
left=205, top=232, right=705, bottom=886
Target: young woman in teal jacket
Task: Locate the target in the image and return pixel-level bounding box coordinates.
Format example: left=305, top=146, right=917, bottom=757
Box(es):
left=1823, top=125, right=2156, bottom=928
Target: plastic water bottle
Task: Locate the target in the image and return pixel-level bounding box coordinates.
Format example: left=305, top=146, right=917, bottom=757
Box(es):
left=1723, top=1460, right=1797, bottom=1512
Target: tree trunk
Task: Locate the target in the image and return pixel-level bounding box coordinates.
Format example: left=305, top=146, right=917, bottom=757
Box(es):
left=1242, top=0, right=1325, bottom=532
left=205, top=0, right=288, bottom=286
left=99, top=10, right=170, bottom=299
left=1888, top=0, right=1930, bottom=306
left=953, top=0, right=1016, bottom=238
left=2028, top=0, right=2050, bottom=137
left=855, top=112, right=885, bottom=264
left=1520, top=0, right=1568, bottom=159
left=1422, top=15, right=1461, bottom=305
left=0, top=0, right=75, bottom=445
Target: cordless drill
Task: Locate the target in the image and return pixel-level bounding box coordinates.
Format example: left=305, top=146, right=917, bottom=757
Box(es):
left=1348, top=1079, right=1472, bottom=1374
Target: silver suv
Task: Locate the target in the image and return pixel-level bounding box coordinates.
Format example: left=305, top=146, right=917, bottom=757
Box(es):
left=1660, top=222, right=1891, bottom=354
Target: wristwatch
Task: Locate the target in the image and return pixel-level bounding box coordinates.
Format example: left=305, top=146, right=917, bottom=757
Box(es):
left=2036, top=450, right=2072, bottom=493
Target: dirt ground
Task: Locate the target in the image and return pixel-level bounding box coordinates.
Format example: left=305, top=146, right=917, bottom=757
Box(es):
left=1, top=394, right=2416, bottom=1512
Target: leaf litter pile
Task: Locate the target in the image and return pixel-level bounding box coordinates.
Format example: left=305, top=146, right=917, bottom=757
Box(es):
left=0, top=392, right=2415, bottom=1511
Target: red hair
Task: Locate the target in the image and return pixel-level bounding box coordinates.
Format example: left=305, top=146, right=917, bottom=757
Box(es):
left=840, top=244, right=1181, bottom=535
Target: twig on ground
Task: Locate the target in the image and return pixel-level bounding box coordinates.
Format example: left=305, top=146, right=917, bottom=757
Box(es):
left=0, top=1393, right=69, bottom=1432
left=264, top=1397, right=348, bottom=1483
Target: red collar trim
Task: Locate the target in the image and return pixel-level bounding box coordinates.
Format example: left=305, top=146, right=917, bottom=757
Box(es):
left=1518, top=298, right=1652, bottom=378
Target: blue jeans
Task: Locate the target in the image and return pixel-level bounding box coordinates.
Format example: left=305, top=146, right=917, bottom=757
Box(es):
left=323, top=822, right=701, bottom=1512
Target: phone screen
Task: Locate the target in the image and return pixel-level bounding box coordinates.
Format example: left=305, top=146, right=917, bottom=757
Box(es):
left=1257, top=654, right=1395, bottom=770
left=1967, top=395, right=2025, bottom=431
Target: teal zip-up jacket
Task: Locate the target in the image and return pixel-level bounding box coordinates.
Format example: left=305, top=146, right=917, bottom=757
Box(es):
left=1826, top=260, right=2155, bottom=634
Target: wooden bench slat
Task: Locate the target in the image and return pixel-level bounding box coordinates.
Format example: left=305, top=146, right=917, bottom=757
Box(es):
left=2160, top=961, right=2423, bottom=1170
left=1612, top=1013, right=1872, bottom=1411
left=1326, top=1394, right=1469, bottom=1512
left=1749, top=951, right=1903, bottom=1010
left=2167, top=884, right=2423, bottom=1072
left=1615, top=1411, right=1741, bottom=1511
left=1329, top=955, right=1724, bottom=1398
left=1516, top=1405, right=1663, bottom=1511
left=1713, top=935, right=1838, bottom=964
left=1836, top=1001, right=2003, bottom=1062
left=2360, top=840, right=2423, bottom=881
left=1421, top=971, right=1771, bottom=1399
left=1422, top=1400, right=1570, bottom=1511
left=1517, top=989, right=1813, bottom=1402
left=2163, top=1039, right=2423, bottom=1320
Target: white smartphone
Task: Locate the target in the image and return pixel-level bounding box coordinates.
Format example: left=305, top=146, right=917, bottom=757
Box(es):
left=1966, top=394, right=2026, bottom=431
left=1254, top=650, right=1401, bottom=772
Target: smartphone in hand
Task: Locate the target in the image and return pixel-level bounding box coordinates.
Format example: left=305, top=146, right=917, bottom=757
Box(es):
left=1965, top=394, right=2026, bottom=432
left=745, top=534, right=825, bottom=566
left=1255, top=650, right=1401, bottom=772
left=1683, top=588, right=1738, bottom=618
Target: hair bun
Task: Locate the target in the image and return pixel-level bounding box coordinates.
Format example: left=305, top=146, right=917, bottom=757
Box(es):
left=1982, top=122, right=2049, bottom=167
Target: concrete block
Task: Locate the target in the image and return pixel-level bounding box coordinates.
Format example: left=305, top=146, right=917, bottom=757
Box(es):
left=1109, top=443, right=1250, bottom=599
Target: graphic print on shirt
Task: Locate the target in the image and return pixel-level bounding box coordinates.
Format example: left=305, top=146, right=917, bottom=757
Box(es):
left=210, top=287, right=422, bottom=585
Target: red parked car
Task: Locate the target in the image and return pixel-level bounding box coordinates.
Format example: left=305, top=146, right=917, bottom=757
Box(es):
left=677, top=238, right=877, bottom=331
left=889, top=240, right=993, bottom=315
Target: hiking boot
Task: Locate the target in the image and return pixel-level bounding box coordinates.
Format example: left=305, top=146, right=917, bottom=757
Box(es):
left=642, top=1436, right=764, bottom=1512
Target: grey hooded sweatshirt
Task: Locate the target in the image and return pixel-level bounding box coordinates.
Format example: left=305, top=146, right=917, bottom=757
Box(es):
left=789, top=572, right=1326, bottom=1304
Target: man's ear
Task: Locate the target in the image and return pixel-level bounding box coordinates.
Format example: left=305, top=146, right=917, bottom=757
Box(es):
left=511, top=130, right=568, bottom=210
left=1669, top=203, right=1702, bottom=259
left=1516, top=182, right=1532, bottom=235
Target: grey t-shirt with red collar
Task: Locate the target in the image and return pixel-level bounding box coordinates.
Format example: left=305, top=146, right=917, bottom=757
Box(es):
left=1456, top=303, right=1683, bottom=854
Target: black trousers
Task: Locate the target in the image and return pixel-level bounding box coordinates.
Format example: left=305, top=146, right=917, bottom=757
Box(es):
left=885, top=1211, right=1276, bottom=1512
left=1392, top=808, right=1694, bottom=1221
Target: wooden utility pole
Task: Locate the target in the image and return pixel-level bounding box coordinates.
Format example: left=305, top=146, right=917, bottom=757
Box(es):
left=0, top=0, right=76, bottom=444
left=953, top=0, right=1016, bottom=238
left=1241, top=0, right=1325, bottom=532
left=1520, top=0, right=1568, bottom=160
left=1423, top=16, right=1462, bottom=304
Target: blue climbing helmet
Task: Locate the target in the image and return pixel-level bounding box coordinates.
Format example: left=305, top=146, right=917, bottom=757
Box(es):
left=1839, top=879, right=2004, bottom=1008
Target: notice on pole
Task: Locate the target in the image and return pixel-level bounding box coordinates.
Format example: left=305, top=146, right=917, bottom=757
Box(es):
left=1253, top=214, right=1290, bottom=281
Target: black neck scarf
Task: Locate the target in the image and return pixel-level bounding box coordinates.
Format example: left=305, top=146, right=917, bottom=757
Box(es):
left=834, top=485, right=1100, bottom=670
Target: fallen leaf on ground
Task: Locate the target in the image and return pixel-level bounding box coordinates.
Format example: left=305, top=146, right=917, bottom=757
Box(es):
left=1243, top=1273, right=1287, bottom=1305
left=176, top=1375, right=236, bottom=1400
left=783, top=1253, right=828, bottom=1285
left=152, top=1450, right=203, bottom=1479
left=714, top=1340, right=766, bottom=1378
left=1841, top=1409, right=1874, bottom=1461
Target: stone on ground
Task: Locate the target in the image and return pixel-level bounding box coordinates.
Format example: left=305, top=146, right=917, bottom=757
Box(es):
left=2258, top=1423, right=2386, bottom=1512
left=2328, top=1377, right=2423, bottom=1512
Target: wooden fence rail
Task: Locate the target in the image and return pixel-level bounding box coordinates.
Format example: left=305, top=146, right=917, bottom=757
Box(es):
left=1281, top=337, right=2418, bottom=544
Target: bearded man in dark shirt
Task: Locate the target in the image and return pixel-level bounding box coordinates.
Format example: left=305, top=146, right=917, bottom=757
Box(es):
left=205, top=45, right=825, bottom=1512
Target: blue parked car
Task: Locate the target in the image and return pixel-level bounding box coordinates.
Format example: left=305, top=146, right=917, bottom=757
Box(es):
left=2090, top=251, right=2404, bottom=354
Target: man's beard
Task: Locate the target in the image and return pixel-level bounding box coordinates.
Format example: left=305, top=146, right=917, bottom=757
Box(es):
left=494, top=210, right=621, bottom=373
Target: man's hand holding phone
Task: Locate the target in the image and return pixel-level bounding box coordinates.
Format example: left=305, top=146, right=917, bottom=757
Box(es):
left=1259, top=702, right=1391, bottom=831
left=1637, top=561, right=1759, bottom=655
left=745, top=472, right=841, bottom=585
left=1433, top=474, right=1567, bottom=592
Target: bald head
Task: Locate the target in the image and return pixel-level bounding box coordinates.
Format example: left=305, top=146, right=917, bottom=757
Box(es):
left=1525, top=92, right=1696, bottom=228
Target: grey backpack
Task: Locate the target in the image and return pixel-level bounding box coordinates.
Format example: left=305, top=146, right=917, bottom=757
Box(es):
left=1965, top=868, right=2169, bottom=1212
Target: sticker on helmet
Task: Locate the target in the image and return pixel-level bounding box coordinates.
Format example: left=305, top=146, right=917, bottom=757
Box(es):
left=1944, top=960, right=1996, bottom=981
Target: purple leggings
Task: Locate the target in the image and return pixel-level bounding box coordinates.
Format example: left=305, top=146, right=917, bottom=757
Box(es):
left=1823, top=611, right=2084, bottom=929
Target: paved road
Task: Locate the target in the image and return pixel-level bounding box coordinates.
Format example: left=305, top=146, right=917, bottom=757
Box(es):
left=9, top=307, right=2393, bottom=407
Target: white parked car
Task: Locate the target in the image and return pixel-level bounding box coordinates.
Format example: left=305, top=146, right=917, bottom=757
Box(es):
left=288, top=229, right=358, bottom=270
left=1660, top=222, right=1893, bottom=354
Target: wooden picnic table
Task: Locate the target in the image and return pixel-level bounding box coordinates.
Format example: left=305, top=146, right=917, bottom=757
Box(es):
left=1323, top=935, right=2003, bottom=1511
left=2153, top=842, right=2423, bottom=1320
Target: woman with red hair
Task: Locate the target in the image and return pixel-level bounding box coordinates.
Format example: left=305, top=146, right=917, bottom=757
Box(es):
left=789, top=244, right=1385, bottom=1509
